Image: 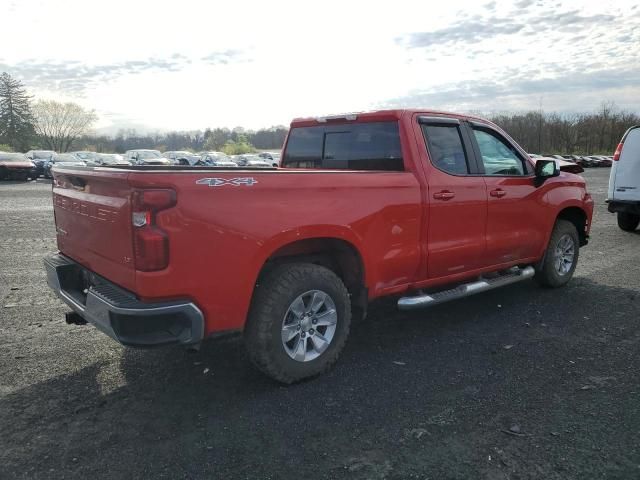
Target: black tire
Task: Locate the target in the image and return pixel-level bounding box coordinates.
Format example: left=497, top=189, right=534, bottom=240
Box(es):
left=244, top=263, right=351, bottom=384
left=617, top=212, right=640, bottom=232
left=535, top=219, right=580, bottom=288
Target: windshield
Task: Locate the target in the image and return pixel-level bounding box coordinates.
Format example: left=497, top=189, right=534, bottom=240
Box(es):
left=73, top=152, right=95, bottom=160
left=137, top=151, right=162, bottom=159
left=97, top=154, right=125, bottom=164
left=32, top=151, right=55, bottom=159
left=205, top=153, right=231, bottom=161
left=0, top=153, right=28, bottom=162
left=53, top=154, right=79, bottom=162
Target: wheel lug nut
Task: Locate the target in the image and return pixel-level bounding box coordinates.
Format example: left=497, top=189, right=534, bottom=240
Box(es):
left=312, top=319, right=317, bottom=324
left=309, top=329, right=314, bottom=335
left=301, top=332, right=306, bottom=338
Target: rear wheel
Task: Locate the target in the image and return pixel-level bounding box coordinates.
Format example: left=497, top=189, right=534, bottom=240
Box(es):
left=245, top=263, right=351, bottom=384
left=617, top=212, right=640, bottom=232
left=535, top=219, right=580, bottom=288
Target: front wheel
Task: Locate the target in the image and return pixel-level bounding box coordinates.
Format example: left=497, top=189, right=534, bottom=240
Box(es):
left=244, top=263, right=351, bottom=384
left=535, top=219, right=580, bottom=288
left=617, top=212, right=640, bottom=232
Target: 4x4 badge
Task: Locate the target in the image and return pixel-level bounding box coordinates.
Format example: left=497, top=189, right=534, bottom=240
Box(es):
left=196, top=177, right=258, bottom=187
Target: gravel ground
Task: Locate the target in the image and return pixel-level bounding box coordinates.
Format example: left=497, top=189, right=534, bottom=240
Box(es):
left=1, top=169, right=639, bottom=479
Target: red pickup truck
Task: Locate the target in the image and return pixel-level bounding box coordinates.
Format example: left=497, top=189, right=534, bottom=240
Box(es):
left=45, top=110, right=594, bottom=383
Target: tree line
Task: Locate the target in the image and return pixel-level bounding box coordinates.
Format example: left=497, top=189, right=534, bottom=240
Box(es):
left=1, top=71, right=638, bottom=155
left=72, top=105, right=640, bottom=156
left=488, top=103, right=639, bottom=155
left=72, top=125, right=288, bottom=155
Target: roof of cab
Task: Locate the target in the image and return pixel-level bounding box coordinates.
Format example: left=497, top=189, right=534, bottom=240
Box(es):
left=290, top=109, right=496, bottom=128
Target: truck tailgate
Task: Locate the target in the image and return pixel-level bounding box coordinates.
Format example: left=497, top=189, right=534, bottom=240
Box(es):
left=52, top=167, right=136, bottom=291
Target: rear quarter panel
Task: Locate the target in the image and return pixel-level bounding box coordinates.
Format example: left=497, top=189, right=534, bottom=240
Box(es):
left=128, top=170, right=422, bottom=333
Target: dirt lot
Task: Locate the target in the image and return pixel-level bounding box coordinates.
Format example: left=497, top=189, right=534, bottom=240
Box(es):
left=1, top=168, right=639, bottom=479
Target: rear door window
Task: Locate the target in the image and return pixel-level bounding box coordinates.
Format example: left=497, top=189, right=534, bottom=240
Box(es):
left=421, top=124, right=470, bottom=175
left=282, top=122, right=403, bottom=171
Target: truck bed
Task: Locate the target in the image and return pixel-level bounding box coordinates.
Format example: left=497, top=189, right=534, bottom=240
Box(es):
left=51, top=164, right=423, bottom=333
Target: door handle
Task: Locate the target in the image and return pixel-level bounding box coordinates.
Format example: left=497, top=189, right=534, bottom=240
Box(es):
left=490, top=189, right=507, bottom=198
left=433, top=190, right=455, bottom=200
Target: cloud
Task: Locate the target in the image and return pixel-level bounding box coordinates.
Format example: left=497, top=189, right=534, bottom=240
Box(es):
left=200, top=49, right=251, bottom=65
left=397, top=18, right=524, bottom=48
left=397, top=10, right=616, bottom=48
left=380, top=67, right=640, bottom=112
left=513, top=0, right=534, bottom=8
left=0, top=49, right=250, bottom=96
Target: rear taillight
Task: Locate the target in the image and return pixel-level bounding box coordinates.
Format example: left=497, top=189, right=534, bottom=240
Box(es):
left=131, top=189, right=176, bottom=271
left=613, top=142, right=623, bottom=161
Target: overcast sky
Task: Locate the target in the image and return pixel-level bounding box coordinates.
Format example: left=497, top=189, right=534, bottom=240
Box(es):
left=2, top=0, right=639, bottom=133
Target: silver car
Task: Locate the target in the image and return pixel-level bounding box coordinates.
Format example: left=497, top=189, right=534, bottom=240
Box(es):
left=87, top=154, right=131, bottom=166
left=233, top=154, right=272, bottom=168
left=44, top=154, right=86, bottom=178
left=163, top=151, right=200, bottom=165
left=124, top=149, right=171, bottom=165
left=198, top=152, right=238, bottom=167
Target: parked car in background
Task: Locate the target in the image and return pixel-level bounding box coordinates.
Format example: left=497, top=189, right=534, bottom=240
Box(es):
left=560, top=155, right=587, bottom=166
left=199, top=151, right=238, bottom=167
left=163, top=151, right=200, bottom=165
left=44, top=154, right=86, bottom=178
left=232, top=154, right=272, bottom=167
left=573, top=157, right=588, bottom=168
left=258, top=151, right=281, bottom=167
left=124, top=149, right=171, bottom=165
left=25, top=150, right=56, bottom=177
left=607, top=125, right=640, bottom=232
left=593, top=155, right=612, bottom=167
left=578, top=156, right=596, bottom=168
left=586, top=156, right=608, bottom=167
left=70, top=151, right=97, bottom=162
left=86, top=154, right=131, bottom=166
left=0, top=153, right=34, bottom=180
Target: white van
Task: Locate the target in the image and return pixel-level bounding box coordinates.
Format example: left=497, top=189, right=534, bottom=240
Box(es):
left=607, top=125, right=640, bottom=231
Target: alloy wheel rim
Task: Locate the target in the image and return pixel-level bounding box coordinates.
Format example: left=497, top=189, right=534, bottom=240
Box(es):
left=554, top=234, right=575, bottom=275
left=281, top=290, right=338, bottom=362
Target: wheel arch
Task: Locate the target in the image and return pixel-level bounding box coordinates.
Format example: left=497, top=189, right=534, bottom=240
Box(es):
left=556, top=206, right=589, bottom=246
left=252, top=233, right=369, bottom=319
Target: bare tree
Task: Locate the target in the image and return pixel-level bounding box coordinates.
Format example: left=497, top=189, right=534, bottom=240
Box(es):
left=32, top=100, right=97, bottom=152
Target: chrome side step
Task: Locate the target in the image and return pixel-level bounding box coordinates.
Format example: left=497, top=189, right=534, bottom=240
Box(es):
left=397, top=266, right=536, bottom=311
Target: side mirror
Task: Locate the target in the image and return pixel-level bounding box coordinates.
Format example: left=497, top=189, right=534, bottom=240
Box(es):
left=534, top=159, right=560, bottom=187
